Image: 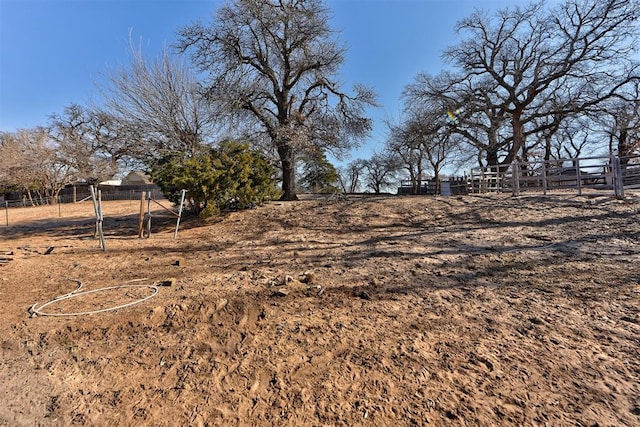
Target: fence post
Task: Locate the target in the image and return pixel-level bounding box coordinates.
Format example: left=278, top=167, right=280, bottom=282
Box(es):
left=138, top=192, right=146, bottom=238
left=146, top=191, right=152, bottom=238
left=511, top=162, right=520, bottom=196
left=4, top=201, right=7, bottom=226
left=542, top=161, right=548, bottom=195
left=614, top=156, right=625, bottom=199
left=89, top=186, right=106, bottom=251
left=612, top=156, right=619, bottom=197
left=97, top=190, right=106, bottom=251
left=90, top=186, right=99, bottom=238
left=481, top=168, right=486, bottom=193
left=576, top=158, right=582, bottom=196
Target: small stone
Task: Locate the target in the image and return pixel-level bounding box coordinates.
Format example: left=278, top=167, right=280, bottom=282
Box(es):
left=157, top=278, right=176, bottom=287
left=215, top=298, right=228, bottom=311
left=282, top=275, right=294, bottom=285
left=300, top=271, right=316, bottom=284
left=357, top=290, right=371, bottom=300
left=529, top=317, right=543, bottom=325
left=274, top=288, right=290, bottom=297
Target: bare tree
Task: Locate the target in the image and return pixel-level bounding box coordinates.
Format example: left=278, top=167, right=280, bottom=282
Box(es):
left=397, top=76, right=464, bottom=193
left=178, top=0, right=376, bottom=200
left=386, top=122, right=426, bottom=194
left=544, top=116, right=600, bottom=162
left=337, top=159, right=366, bottom=193
left=413, top=0, right=639, bottom=168
left=0, top=131, right=37, bottom=198
left=49, top=104, right=118, bottom=184
left=594, top=80, right=640, bottom=163
left=404, top=71, right=513, bottom=169
left=0, top=128, right=77, bottom=204
left=362, top=152, right=400, bottom=194
left=97, top=44, right=217, bottom=164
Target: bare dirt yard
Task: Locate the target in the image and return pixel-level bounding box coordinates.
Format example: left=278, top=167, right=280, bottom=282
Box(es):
left=1, top=193, right=639, bottom=426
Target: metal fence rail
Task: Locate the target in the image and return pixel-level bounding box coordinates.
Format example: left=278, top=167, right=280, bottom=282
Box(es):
left=397, top=177, right=469, bottom=196
left=1, top=187, right=164, bottom=208
left=469, top=154, right=640, bottom=198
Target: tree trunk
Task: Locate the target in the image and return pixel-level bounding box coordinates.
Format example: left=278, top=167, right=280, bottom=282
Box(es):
left=51, top=188, right=62, bottom=205
left=618, top=128, right=630, bottom=167
left=278, top=143, right=298, bottom=201
left=543, top=135, right=552, bottom=162
left=410, top=170, right=419, bottom=194
left=504, top=111, right=525, bottom=167
left=486, top=149, right=499, bottom=168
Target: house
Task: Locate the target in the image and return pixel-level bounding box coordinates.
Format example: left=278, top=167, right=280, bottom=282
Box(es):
left=122, top=171, right=152, bottom=186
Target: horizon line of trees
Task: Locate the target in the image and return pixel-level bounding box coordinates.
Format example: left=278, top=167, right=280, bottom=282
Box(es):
left=2, top=0, right=639, bottom=203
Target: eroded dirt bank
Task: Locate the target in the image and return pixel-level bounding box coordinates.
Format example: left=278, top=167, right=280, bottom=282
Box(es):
left=0, top=194, right=639, bottom=426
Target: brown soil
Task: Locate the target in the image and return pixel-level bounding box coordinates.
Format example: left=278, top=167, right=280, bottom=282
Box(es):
left=1, top=193, right=639, bottom=426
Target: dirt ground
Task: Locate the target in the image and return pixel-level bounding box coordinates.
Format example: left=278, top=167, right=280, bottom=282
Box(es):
left=0, top=192, right=639, bottom=426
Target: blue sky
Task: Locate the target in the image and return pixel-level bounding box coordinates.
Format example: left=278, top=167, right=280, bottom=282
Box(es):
left=1, top=0, right=525, bottom=162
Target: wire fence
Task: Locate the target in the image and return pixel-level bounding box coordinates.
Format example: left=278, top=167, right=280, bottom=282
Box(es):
left=1, top=186, right=164, bottom=208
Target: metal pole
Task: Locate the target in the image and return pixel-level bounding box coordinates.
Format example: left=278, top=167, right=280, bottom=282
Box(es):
left=511, top=162, right=520, bottom=197
left=90, top=186, right=106, bottom=250
left=138, top=191, right=146, bottom=238
left=90, top=186, right=99, bottom=238
left=146, top=191, right=152, bottom=238
left=97, top=189, right=106, bottom=251
left=576, top=158, right=582, bottom=196
left=174, top=189, right=187, bottom=238
left=98, top=190, right=103, bottom=249
left=542, top=161, right=548, bottom=195
left=612, top=156, right=619, bottom=197
left=4, top=201, right=8, bottom=226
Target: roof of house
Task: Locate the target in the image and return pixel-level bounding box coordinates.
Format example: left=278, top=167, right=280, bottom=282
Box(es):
left=122, top=171, right=152, bottom=185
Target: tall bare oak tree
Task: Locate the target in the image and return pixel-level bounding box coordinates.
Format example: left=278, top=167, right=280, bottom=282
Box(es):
left=178, top=0, right=376, bottom=200
left=405, top=0, right=639, bottom=168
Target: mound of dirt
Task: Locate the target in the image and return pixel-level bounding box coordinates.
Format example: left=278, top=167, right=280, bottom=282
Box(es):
left=1, top=193, right=639, bottom=426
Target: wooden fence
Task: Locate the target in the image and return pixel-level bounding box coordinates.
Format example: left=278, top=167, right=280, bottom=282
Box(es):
left=468, top=155, right=640, bottom=198
left=397, top=177, right=469, bottom=196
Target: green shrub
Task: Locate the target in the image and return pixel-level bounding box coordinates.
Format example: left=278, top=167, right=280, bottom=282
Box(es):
left=151, top=141, right=281, bottom=217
